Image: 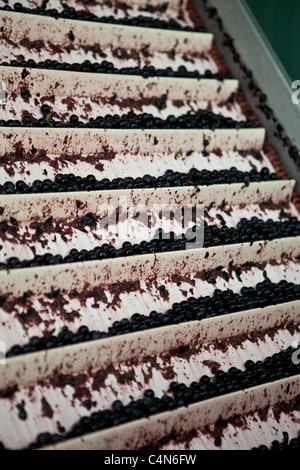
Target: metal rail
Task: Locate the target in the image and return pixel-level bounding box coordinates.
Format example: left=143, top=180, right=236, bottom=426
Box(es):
left=193, top=0, right=300, bottom=191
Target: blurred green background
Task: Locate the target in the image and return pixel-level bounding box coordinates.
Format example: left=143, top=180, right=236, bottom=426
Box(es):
left=246, top=0, right=300, bottom=81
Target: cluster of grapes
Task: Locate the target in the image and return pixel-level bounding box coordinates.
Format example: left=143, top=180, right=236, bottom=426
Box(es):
left=6, top=280, right=300, bottom=358
left=0, top=110, right=257, bottom=130
left=1, top=216, right=300, bottom=272
left=0, top=167, right=277, bottom=194
left=3, top=347, right=298, bottom=450
left=2, top=3, right=206, bottom=32
left=2, top=59, right=230, bottom=81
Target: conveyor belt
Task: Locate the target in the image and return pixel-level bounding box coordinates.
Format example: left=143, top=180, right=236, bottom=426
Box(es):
left=0, top=0, right=299, bottom=451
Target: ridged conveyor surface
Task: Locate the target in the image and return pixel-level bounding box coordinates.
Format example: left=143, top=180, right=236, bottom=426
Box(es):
left=0, top=0, right=299, bottom=451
